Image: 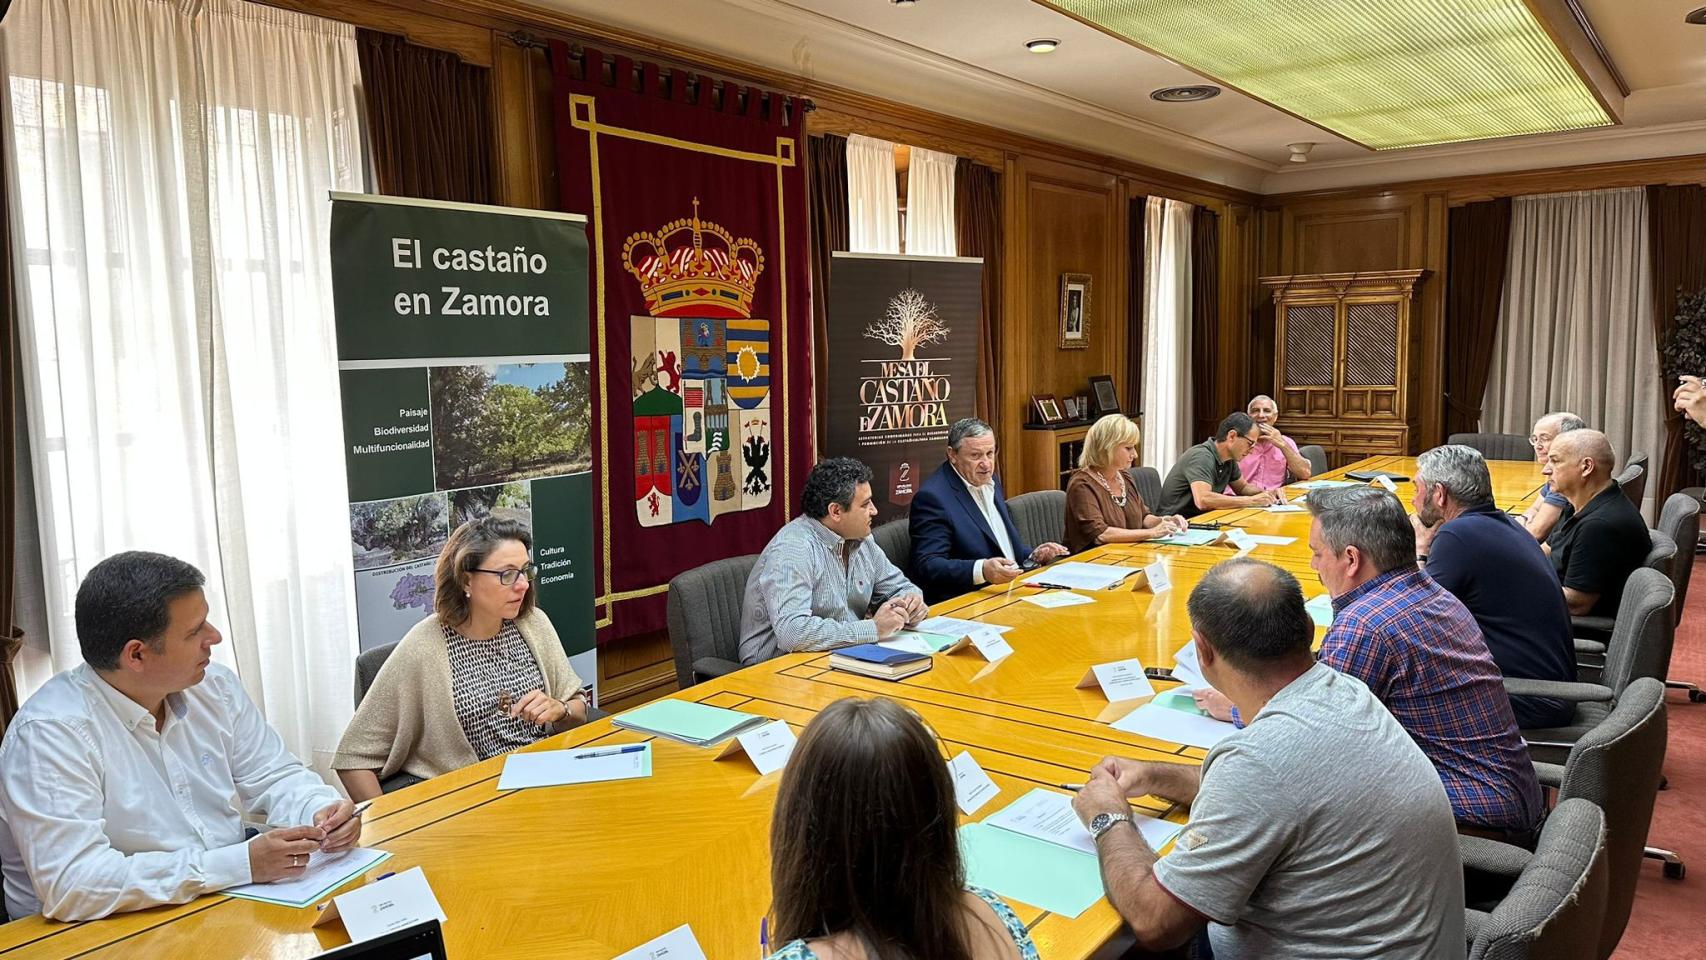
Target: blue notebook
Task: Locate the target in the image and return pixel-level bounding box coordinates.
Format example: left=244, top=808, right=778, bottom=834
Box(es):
left=833, top=643, right=930, bottom=665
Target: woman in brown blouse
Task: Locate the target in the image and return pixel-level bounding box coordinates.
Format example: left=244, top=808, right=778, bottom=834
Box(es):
left=1063, top=414, right=1188, bottom=553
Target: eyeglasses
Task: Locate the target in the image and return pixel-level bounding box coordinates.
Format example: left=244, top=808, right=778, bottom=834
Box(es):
left=472, top=564, right=539, bottom=586
left=1528, top=434, right=1554, bottom=447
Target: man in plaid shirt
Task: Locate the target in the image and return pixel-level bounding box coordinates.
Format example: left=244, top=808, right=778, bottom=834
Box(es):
left=1303, top=485, right=1543, bottom=835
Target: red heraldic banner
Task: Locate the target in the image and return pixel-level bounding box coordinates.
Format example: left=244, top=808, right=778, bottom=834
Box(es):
left=552, top=46, right=814, bottom=640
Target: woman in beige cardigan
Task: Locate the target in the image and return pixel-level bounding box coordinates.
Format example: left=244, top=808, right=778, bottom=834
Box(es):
left=334, top=516, right=589, bottom=801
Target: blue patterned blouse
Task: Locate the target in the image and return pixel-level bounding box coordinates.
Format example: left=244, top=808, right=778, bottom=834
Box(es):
left=764, top=886, right=1039, bottom=960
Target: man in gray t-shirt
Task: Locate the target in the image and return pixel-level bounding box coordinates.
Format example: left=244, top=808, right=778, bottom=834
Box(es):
left=1072, top=558, right=1463, bottom=958
left=1156, top=412, right=1280, bottom=517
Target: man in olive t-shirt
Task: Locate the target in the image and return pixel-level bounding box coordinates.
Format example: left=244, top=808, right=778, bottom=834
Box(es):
left=1156, top=412, right=1279, bottom=517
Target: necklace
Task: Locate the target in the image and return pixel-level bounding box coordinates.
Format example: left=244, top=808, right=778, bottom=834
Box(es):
left=1091, top=469, right=1128, bottom=507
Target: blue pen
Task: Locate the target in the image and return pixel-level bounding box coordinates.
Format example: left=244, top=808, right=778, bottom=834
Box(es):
left=574, top=744, right=646, bottom=759
left=760, top=917, right=769, bottom=957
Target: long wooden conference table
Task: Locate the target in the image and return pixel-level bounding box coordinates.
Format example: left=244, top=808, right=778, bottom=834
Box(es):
left=0, top=455, right=1546, bottom=959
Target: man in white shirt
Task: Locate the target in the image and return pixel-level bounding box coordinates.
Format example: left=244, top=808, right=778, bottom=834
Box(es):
left=908, top=418, right=1068, bottom=604
left=0, top=551, right=361, bottom=921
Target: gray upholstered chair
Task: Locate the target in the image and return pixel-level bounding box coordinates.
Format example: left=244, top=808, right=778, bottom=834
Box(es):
left=1447, top=432, right=1532, bottom=462
left=351, top=641, right=427, bottom=794
left=354, top=641, right=399, bottom=709
left=1008, top=489, right=1066, bottom=553
left=1655, top=493, right=1703, bottom=702
left=1296, top=444, right=1329, bottom=478
left=871, top=517, right=911, bottom=571
left=1462, top=678, right=1669, bottom=958
left=1571, top=530, right=1676, bottom=662
left=666, top=553, right=758, bottom=687
left=1517, top=567, right=1673, bottom=765
left=1615, top=458, right=1646, bottom=509
left=1127, top=466, right=1163, bottom=512
left=1464, top=798, right=1607, bottom=960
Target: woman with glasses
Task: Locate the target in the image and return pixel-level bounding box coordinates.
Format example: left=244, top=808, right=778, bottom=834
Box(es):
left=333, top=516, right=588, bottom=801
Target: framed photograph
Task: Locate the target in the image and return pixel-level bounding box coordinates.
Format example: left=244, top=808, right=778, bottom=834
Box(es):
left=1032, top=393, right=1064, bottom=425
left=1088, top=375, right=1120, bottom=418
left=1062, top=397, right=1079, bottom=420
left=1059, top=273, right=1091, bottom=350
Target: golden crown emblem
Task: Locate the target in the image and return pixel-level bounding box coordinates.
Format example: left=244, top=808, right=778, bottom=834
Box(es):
left=622, top=198, right=764, bottom=319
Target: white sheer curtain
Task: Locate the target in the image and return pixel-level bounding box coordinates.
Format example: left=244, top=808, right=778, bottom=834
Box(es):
left=1481, top=187, right=1660, bottom=516
left=846, top=133, right=899, bottom=254
left=1, top=0, right=364, bottom=773
left=904, top=145, right=956, bottom=256
left=1140, top=197, right=1193, bottom=475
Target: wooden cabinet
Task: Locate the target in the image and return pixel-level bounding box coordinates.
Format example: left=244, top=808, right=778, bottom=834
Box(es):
left=1018, top=422, right=1090, bottom=493
left=1261, top=270, right=1428, bottom=467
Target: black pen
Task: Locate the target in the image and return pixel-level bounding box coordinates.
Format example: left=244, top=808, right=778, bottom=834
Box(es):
left=1057, top=783, right=1084, bottom=791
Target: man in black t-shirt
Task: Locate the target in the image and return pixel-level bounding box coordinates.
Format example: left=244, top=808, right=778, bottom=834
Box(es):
left=1543, top=430, right=1651, bottom=619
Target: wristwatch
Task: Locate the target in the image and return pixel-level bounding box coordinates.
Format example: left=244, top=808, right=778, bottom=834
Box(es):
left=1088, top=811, right=1134, bottom=842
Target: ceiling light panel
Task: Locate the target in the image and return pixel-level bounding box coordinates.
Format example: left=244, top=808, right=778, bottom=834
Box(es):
left=1035, top=0, right=1614, bottom=149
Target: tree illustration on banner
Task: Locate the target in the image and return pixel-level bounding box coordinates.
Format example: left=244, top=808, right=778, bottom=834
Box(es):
left=864, top=288, right=949, bottom=360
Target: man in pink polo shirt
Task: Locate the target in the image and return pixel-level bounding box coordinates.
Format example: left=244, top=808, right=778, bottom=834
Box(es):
left=1231, top=395, right=1313, bottom=493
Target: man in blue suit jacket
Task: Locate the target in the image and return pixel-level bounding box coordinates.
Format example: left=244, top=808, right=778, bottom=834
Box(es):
left=909, top=418, right=1069, bottom=605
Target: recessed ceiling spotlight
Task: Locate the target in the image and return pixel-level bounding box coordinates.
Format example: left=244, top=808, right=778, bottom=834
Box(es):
left=1687, top=6, right=1706, bottom=23
left=1287, top=142, right=1317, bottom=164
left=1150, top=85, right=1220, bottom=102
left=1025, top=38, right=1059, bottom=54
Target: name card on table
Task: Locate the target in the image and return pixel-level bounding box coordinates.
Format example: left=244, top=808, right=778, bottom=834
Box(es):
left=948, top=751, right=1000, bottom=814
left=313, top=867, right=446, bottom=944
left=1375, top=474, right=1399, bottom=493
left=1076, top=658, right=1157, bottom=703
left=1216, top=527, right=1255, bottom=550
left=963, top=626, right=1014, bottom=661
left=612, top=924, right=710, bottom=960
left=1127, top=559, right=1171, bottom=593
left=714, top=719, right=797, bottom=775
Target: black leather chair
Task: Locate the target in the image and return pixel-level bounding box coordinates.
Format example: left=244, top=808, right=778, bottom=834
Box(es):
left=354, top=641, right=398, bottom=709
left=666, top=553, right=758, bottom=687
left=1447, top=432, right=1532, bottom=462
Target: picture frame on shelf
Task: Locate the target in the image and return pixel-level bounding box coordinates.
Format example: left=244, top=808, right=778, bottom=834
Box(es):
left=1062, top=397, right=1080, bottom=420
left=1059, top=273, right=1090, bottom=350
left=1087, top=375, right=1120, bottom=418
left=1032, top=393, right=1064, bottom=425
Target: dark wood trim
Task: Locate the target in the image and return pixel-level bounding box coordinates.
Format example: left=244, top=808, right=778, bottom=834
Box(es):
left=1265, top=152, right=1706, bottom=206
left=1562, top=0, right=1631, bottom=97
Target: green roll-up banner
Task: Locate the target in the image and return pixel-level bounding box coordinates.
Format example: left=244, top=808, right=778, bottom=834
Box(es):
left=329, top=194, right=597, bottom=690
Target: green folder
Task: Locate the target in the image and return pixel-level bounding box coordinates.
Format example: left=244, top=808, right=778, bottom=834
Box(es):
left=959, top=822, right=1106, bottom=919
left=1152, top=688, right=1207, bottom=716
left=611, top=699, right=765, bottom=746
left=1149, top=528, right=1221, bottom=547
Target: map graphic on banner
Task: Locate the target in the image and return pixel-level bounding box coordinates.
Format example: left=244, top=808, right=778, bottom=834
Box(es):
left=825, top=253, right=983, bottom=520
left=328, top=193, right=597, bottom=686
left=624, top=199, right=772, bottom=527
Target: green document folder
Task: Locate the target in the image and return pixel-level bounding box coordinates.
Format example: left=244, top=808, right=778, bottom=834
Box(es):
left=959, top=823, right=1106, bottom=919
left=1152, top=688, right=1207, bottom=715
left=1149, top=529, right=1221, bottom=547
left=612, top=699, right=765, bottom=746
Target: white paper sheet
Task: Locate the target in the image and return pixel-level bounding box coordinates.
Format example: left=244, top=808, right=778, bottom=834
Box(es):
left=1020, top=562, right=1139, bottom=591
left=1263, top=503, right=1306, bottom=513
left=1020, top=591, right=1095, bottom=609
left=1246, top=535, right=1296, bottom=545
left=613, top=924, right=710, bottom=960
left=497, top=742, right=652, bottom=790
left=1305, top=593, right=1335, bottom=628
left=985, top=788, right=1184, bottom=856
left=1149, top=529, right=1221, bottom=546
left=1168, top=641, right=1208, bottom=690
left=949, top=751, right=1000, bottom=814
left=1111, top=701, right=1238, bottom=750
left=917, top=616, right=1013, bottom=636
left=224, top=846, right=392, bottom=908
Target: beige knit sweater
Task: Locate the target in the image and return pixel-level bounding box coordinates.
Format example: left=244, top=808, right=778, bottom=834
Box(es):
left=331, top=608, right=584, bottom=782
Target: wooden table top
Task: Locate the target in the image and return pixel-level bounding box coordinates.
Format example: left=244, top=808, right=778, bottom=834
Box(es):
left=0, top=455, right=1546, bottom=960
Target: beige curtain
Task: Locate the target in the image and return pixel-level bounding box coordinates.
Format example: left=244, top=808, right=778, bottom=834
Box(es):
left=1482, top=187, right=1660, bottom=516
left=846, top=133, right=899, bottom=254
left=1141, top=197, right=1193, bottom=475
left=904, top=145, right=956, bottom=256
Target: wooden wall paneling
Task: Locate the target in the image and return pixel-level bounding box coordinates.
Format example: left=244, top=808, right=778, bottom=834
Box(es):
left=1416, top=193, right=1448, bottom=449
left=491, top=37, right=546, bottom=208
left=1268, top=153, right=1706, bottom=208
left=1249, top=206, right=1283, bottom=400
left=1214, top=201, right=1258, bottom=422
